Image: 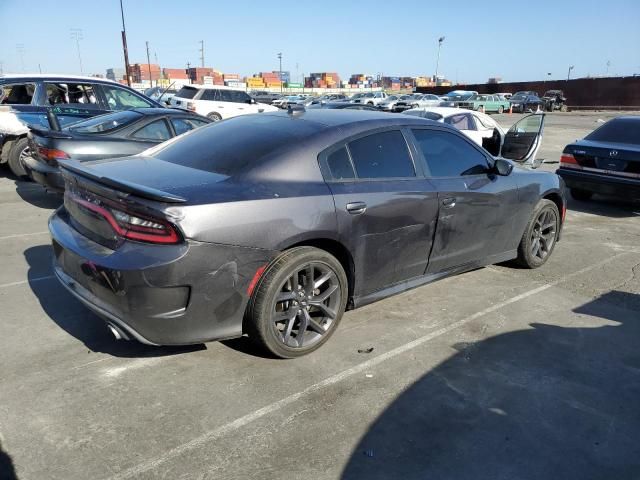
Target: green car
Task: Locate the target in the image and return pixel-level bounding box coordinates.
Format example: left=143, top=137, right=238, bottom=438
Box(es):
left=458, top=94, right=511, bottom=113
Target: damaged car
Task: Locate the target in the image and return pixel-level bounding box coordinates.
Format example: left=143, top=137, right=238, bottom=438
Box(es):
left=0, top=74, right=161, bottom=177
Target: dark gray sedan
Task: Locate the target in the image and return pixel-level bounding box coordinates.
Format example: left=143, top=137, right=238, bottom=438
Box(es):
left=49, top=110, right=565, bottom=358
left=24, top=108, right=210, bottom=192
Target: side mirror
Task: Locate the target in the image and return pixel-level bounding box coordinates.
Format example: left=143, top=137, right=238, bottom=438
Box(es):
left=493, top=158, right=513, bottom=176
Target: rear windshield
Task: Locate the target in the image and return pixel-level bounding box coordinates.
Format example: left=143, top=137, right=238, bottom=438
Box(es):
left=69, top=110, right=143, bottom=133
left=585, top=118, right=640, bottom=145
left=151, top=114, right=322, bottom=175
left=175, top=86, right=199, bottom=99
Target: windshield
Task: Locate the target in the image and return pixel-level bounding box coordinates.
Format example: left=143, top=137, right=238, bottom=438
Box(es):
left=585, top=118, right=640, bottom=145
left=511, top=94, right=526, bottom=101
left=69, top=110, right=143, bottom=133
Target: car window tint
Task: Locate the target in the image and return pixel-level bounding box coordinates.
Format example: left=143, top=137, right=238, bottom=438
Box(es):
left=445, top=113, right=474, bottom=131
left=44, top=83, right=99, bottom=106
left=326, top=147, right=355, bottom=180
left=200, top=89, right=218, bottom=101
left=0, top=83, right=36, bottom=105
left=348, top=131, right=415, bottom=179
left=102, top=85, right=154, bottom=109
left=584, top=117, right=640, bottom=145
left=412, top=129, right=489, bottom=177
left=230, top=90, right=251, bottom=103
left=132, top=119, right=171, bottom=141
left=70, top=110, right=143, bottom=133
left=171, top=117, right=207, bottom=136
left=219, top=90, right=234, bottom=102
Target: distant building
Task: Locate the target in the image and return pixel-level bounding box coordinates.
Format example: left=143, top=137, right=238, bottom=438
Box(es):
left=488, top=77, right=502, bottom=84
left=163, top=68, right=189, bottom=80
left=106, top=67, right=125, bottom=82
left=128, top=63, right=161, bottom=83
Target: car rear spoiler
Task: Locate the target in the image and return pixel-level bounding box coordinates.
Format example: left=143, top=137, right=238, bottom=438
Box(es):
left=59, top=160, right=187, bottom=204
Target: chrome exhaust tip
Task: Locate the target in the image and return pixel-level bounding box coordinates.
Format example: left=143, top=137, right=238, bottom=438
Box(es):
left=107, top=323, right=130, bottom=341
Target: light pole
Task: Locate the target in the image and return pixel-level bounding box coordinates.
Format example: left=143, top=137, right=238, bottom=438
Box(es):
left=70, top=28, right=83, bottom=74
left=606, top=60, right=611, bottom=76
left=119, top=0, right=131, bottom=86
left=435, top=36, right=445, bottom=82
left=277, top=52, right=283, bottom=93
left=567, top=65, right=574, bottom=81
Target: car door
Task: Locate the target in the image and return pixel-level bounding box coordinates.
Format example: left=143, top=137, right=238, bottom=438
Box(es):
left=499, top=113, right=545, bottom=167
left=319, top=129, right=439, bottom=297
left=409, top=127, right=520, bottom=273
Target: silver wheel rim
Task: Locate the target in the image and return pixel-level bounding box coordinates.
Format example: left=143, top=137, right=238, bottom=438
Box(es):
left=19, top=146, right=31, bottom=163
left=531, top=209, right=557, bottom=261
left=271, top=262, right=341, bottom=349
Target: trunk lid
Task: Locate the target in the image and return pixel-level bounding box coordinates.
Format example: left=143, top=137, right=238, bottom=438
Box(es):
left=563, top=140, right=640, bottom=178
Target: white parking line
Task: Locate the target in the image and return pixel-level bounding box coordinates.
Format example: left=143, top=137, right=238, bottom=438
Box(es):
left=0, top=275, right=55, bottom=289
left=0, top=231, right=49, bottom=241
left=107, top=253, right=626, bottom=480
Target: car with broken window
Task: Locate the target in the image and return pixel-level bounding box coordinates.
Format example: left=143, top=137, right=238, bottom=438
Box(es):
left=49, top=109, right=564, bottom=359
left=0, top=74, right=162, bottom=177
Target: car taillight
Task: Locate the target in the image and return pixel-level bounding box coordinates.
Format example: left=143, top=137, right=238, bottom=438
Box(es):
left=37, top=146, right=69, bottom=166
left=69, top=192, right=181, bottom=244
left=186, top=102, right=196, bottom=112
left=560, top=153, right=580, bottom=167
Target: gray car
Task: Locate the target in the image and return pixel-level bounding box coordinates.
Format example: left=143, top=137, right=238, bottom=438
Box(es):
left=49, top=110, right=565, bottom=358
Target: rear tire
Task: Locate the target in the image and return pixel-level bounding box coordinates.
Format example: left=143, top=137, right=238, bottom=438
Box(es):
left=245, top=247, right=348, bottom=359
left=560, top=104, right=568, bottom=112
left=8, top=137, right=30, bottom=178
left=570, top=188, right=593, bottom=201
left=498, top=105, right=504, bottom=114
left=206, top=112, right=222, bottom=122
left=516, top=199, right=559, bottom=269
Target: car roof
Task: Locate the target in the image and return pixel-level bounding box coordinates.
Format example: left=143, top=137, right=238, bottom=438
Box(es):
left=0, top=74, right=117, bottom=84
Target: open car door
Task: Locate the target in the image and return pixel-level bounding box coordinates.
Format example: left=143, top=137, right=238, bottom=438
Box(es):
left=499, top=113, right=545, bottom=168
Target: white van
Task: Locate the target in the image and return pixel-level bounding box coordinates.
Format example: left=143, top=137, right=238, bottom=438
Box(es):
left=169, top=85, right=278, bottom=121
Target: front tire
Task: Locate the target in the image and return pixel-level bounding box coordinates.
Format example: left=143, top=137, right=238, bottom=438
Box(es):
left=246, top=247, right=348, bottom=358
left=8, top=137, right=30, bottom=178
left=516, top=199, right=559, bottom=269
left=206, top=112, right=222, bottom=121
left=498, top=105, right=504, bottom=114
left=570, top=188, right=593, bottom=201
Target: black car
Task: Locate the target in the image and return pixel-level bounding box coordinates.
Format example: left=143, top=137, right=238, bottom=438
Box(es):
left=542, top=90, right=568, bottom=112
left=557, top=116, right=640, bottom=201
left=49, top=110, right=564, bottom=358
left=24, top=108, right=211, bottom=192
left=509, top=93, right=544, bottom=113
left=0, top=74, right=162, bottom=177
left=307, top=102, right=378, bottom=110
left=250, top=90, right=282, bottom=105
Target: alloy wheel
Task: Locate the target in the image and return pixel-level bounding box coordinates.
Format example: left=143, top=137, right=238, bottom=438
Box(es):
left=271, top=262, right=341, bottom=349
left=530, top=209, right=557, bottom=260
left=19, top=145, right=31, bottom=164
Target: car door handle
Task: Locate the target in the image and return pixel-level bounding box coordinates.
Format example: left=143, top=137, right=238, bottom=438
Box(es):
left=442, top=197, right=456, bottom=208
left=346, top=202, right=367, bottom=215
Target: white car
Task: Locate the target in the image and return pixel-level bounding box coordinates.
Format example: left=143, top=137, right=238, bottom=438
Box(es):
left=169, top=85, right=277, bottom=121
left=272, top=95, right=304, bottom=108
left=351, top=92, right=388, bottom=106
left=377, top=94, right=401, bottom=111
left=403, top=106, right=545, bottom=168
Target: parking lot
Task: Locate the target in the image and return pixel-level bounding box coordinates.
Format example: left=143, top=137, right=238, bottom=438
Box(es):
left=1, top=111, right=639, bottom=480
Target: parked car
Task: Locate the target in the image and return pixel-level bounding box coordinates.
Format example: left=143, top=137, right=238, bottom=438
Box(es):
left=496, top=92, right=513, bottom=100
left=557, top=116, right=640, bottom=201
left=509, top=93, right=545, bottom=113
left=49, top=109, right=564, bottom=358
left=458, top=94, right=511, bottom=113
left=250, top=91, right=283, bottom=105
left=439, top=93, right=475, bottom=108
left=0, top=74, right=162, bottom=177
left=395, top=94, right=440, bottom=111
left=309, top=94, right=348, bottom=105
left=377, top=95, right=401, bottom=111
left=307, top=102, right=378, bottom=110
left=23, top=108, right=211, bottom=192
left=542, top=90, right=568, bottom=112
left=352, top=92, right=388, bottom=106
left=144, top=87, right=177, bottom=106
left=169, top=85, right=277, bottom=120
left=272, top=95, right=304, bottom=109
left=404, top=107, right=545, bottom=167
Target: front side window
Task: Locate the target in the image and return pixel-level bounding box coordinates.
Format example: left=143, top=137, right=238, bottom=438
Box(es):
left=348, top=130, right=415, bottom=179
left=412, top=129, right=489, bottom=177
left=218, top=90, right=234, bottom=102
left=131, top=119, right=171, bottom=141
left=101, top=85, right=154, bottom=110
left=230, top=90, right=251, bottom=103
left=0, top=83, right=36, bottom=105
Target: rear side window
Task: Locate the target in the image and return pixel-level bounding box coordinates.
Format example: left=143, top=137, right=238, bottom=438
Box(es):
left=45, top=83, right=98, bottom=106
left=175, top=86, right=199, bottom=99
left=326, top=147, right=355, bottom=180
left=171, top=117, right=208, bottom=136
left=101, top=85, right=154, bottom=109
left=412, top=129, right=488, bottom=177
left=348, top=131, right=415, bottom=179
left=0, top=83, right=36, bottom=105
left=131, top=119, right=171, bottom=141
left=585, top=118, right=640, bottom=145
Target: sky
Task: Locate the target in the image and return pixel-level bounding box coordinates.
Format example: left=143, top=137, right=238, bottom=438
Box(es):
left=0, top=0, right=639, bottom=84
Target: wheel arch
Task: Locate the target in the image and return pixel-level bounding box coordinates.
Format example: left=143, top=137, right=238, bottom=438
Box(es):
left=542, top=190, right=565, bottom=238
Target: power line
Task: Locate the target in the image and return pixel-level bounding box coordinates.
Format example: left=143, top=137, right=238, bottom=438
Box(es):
left=70, top=28, right=84, bottom=74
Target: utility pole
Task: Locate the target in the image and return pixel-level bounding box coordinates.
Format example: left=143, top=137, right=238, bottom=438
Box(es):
left=119, top=0, right=131, bottom=86
left=199, top=40, right=205, bottom=68
left=70, top=28, right=84, bottom=74
left=38, top=63, right=42, bottom=74
left=435, top=36, right=445, bottom=83
left=277, top=52, right=283, bottom=93
left=567, top=65, right=574, bottom=81
left=0, top=62, right=3, bottom=75
left=16, top=44, right=25, bottom=72
left=146, top=41, right=152, bottom=87
left=606, top=60, right=611, bottom=76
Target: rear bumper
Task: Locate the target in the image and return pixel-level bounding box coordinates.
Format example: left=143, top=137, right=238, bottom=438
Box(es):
left=49, top=208, right=279, bottom=345
left=22, top=155, right=65, bottom=192
left=557, top=167, right=640, bottom=199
